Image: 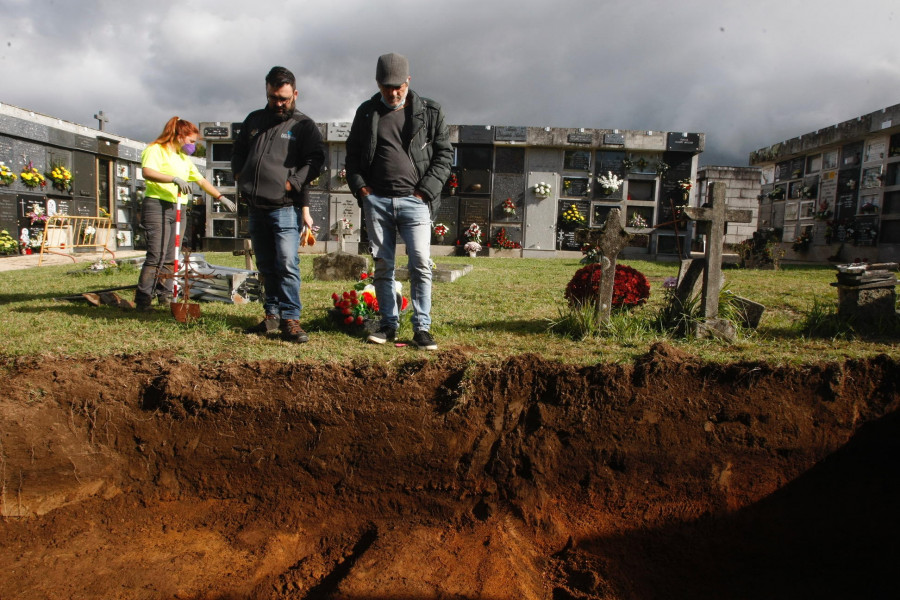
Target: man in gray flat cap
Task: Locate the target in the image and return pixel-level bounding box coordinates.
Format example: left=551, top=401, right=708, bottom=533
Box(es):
left=345, top=53, right=453, bottom=350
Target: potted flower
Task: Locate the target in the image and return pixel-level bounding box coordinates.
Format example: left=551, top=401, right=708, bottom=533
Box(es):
left=20, top=162, right=46, bottom=189
left=597, top=171, right=622, bottom=195
left=464, top=222, right=482, bottom=244
left=0, top=229, right=19, bottom=255
left=678, top=178, right=692, bottom=202
left=433, top=223, right=448, bottom=243
left=463, top=240, right=482, bottom=257
left=561, top=204, right=586, bottom=230
left=768, top=186, right=785, bottom=200
left=47, top=165, right=72, bottom=192
left=533, top=181, right=552, bottom=198
left=337, top=167, right=347, bottom=184
left=0, top=162, right=17, bottom=186
left=447, top=173, right=458, bottom=195
left=628, top=212, right=649, bottom=229
left=501, top=197, right=517, bottom=217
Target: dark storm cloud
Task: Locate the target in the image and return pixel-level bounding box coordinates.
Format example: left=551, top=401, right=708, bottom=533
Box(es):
left=2, top=0, right=897, bottom=167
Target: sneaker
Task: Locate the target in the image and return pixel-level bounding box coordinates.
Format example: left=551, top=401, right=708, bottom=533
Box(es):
left=367, top=326, right=396, bottom=345
left=245, top=314, right=280, bottom=335
left=280, top=319, right=310, bottom=343
left=412, top=330, right=438, bottom=351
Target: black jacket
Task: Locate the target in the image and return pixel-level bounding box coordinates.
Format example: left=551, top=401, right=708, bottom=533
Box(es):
left=345, top=90, right=453, bottom=204
left=231, top=107, right=325, bottom=209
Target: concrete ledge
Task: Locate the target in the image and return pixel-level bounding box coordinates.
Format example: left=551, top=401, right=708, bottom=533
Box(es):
left=395, top=263, right=473, bottom=283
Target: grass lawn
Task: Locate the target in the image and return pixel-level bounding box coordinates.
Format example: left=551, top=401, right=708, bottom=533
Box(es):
left=0, top=253, right=897, bottom=365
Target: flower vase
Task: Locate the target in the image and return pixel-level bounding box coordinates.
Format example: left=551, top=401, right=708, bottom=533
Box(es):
left=468, top=251, right=477, bottom=258
left=436, top=235, right=444, bottom=244
left=450, top=188, right=456, bottom=196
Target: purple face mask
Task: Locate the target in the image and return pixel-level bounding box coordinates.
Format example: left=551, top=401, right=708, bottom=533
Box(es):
left=181, top=142, right=196, bottom=156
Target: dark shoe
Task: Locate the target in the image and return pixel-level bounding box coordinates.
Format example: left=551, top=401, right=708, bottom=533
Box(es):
left=136, top=303, right=153, bottom=313
left=280, top=319, right=309, bottom=343
left=412, top=330, right=438, bottom=351
left=157, top=295, right=173, bottom=306
left=367, top=326, right=396, bottom=345
left=245, top=314, right=280, bottom=335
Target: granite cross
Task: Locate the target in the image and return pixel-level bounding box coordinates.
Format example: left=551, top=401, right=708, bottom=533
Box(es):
left=682, top=182, right=752, bottom=319
left=93, top=110, right=108, bottom=131
left=575, top=207, right=632, bottom=323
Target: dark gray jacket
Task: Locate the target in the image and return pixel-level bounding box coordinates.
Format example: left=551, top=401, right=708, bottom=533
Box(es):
left=232, top=107, right=325, bottom=209
left=345, top=90, right=453, bottom=204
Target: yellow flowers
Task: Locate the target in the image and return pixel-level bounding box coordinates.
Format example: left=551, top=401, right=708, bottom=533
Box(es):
left=48, top=165, right=73, bottom=191
left=20, top=164, right=46, bottom=189
left=0, top=162, right=17, bottom=185
left=562, top=204, right=586, bottom=225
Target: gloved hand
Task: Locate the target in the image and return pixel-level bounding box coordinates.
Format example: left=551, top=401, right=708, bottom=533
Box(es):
left=217, top=195, right=237, bottom=212
left=171, top=177, right=191, bottom=196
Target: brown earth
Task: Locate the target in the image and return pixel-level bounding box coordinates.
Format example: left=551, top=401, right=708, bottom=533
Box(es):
left=1, top=343, right=898, bottom=600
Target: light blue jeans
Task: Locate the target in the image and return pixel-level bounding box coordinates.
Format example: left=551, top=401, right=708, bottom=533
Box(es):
left=248, top=205, right=302, bottom=320
left=363, top=193, right=432, bottom=332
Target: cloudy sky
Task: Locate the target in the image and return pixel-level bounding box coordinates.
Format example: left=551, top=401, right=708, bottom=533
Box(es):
left=1, top=0, right=897, bottom=166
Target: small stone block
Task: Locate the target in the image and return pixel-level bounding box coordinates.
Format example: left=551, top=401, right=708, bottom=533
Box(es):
left=395, top=263, right=473, bottom=283
left=312, top=252, right=369, bottom=281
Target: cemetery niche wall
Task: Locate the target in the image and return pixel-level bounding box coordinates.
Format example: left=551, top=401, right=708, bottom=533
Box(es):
left=750, top=102, right=900, bottom=263
left=0, top=103, right=146, bottom=255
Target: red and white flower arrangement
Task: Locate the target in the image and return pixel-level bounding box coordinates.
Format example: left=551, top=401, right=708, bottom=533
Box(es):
left=330, top=272, right=409, bottom=328
left=564, top=263, right=651, bottom=309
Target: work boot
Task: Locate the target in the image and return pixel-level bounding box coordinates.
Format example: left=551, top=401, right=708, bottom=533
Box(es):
left=245, top=314, right=280, bottom=335
left=412, top=330, right=438, bottom=351
left=367, top=326, right=396, bottom=345
left=280, top=319, right=309, bottom=343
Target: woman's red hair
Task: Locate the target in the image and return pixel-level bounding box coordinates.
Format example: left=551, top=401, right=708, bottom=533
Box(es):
left=151, top=117, right=199, bottom=147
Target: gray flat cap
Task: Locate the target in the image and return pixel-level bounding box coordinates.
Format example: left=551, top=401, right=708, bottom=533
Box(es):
left=376, top=53, right=409, bottom=86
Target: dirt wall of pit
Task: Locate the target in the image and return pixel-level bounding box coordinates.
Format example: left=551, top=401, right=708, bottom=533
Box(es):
left=1, top=343, right=898, bottom=599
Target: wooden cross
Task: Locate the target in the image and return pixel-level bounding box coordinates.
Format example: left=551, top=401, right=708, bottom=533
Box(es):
left=682, top=182, right=752, bottom=319
left=575, top=207, right=632, bottom=323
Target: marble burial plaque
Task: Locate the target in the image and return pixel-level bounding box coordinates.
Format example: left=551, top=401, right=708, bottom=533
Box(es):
left=492, top=174, right=525, bottom=221
left=74, top=135, right=97, bottom=152
left=494, top=147, right=525, bottom=174
left=666, top=133, right=700, bottom=152
left=203, top=125, right=229, bottom=138
left=562, top=177, right=590, bottom=197
left=841, top=141, right=862, bottom=168
left=307, top=190, right=330, bottom=236
left=326, top=122, right=351, bottom=142
left=458, top=125, right=494, bottom=144
left=564, top=150, right=591, bottom=172
left=491, top=224, right=522, bottom=248
left=0, top=193, right=16, bottom=233
left=433, top=196, right=460, bottom=242
left=0, top=116, right=50, bottom=142
left=48, top=128, right=76, bottom=150
left=567, top=132, right=593, bottom=144
left=459, top=197, right=491, bottom=241
left=494, top=126, right=527, bottom=142
left=592, top=203, right=614, bottom=228
left=330, top=194, right=361, bottom=243
left=524, top=171, right=559, bottom=250
left=774, top=161, right=791, bottom=182
left=596, top=151, right=626, bottom=177
left=603, top=133, right=625, bottom=146
left=73, top=197, right=96, bottom=217
left=556, top=199, right=590, bottom=251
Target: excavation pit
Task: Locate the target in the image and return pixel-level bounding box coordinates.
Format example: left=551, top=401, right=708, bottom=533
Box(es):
left=1, top=344, right=898, bottom=599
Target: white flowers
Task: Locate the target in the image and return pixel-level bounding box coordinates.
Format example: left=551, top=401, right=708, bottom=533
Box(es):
left=597, top=171, right=622, bottom=193
left=533, top=182, right=552, bottom=197
left=331, top=217, right=353, bottom=235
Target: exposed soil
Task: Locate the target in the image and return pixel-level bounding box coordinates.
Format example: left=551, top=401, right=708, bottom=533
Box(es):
left=1, top=343, right=898, bottom=599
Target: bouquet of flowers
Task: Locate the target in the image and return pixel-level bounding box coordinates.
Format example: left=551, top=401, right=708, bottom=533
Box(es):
left=628, top=212, right=648, bottom=228
left=533, top=181, right=552, bottom=197
left=565, top=263, right=651, bottom=309
left=464, top=222, right=482, bottom=243
left=26, top=203, right=48, bottom=225
left=48, top=165, right=72, bottom=191
left=433, top=223, right=448, bottom=237
left=597, top=171, right=622, bottom=194
left=494, top=227, right=521, bottom=249
left=447, top=173, right=458, bottom=194
left=330, top=272, right=408, bottom=328
left=20, top=162, right=46, bottom=189
left=501, top=197, right=517, bottom=216
left=464, top=240, right=482, bottom=254
left=678, top=178, right=692, bottom=193
left=0, top=162, right=17, bottom=185
left=337, top=167, right=347, bottom=183
left=562, top=204, right=586, bottom=227
left=0, top=229, right=19, bottom=255
left=331, top=217, right=353, bottom=236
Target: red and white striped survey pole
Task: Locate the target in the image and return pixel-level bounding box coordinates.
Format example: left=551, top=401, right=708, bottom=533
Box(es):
left=172, top=192, right=184, bottom=300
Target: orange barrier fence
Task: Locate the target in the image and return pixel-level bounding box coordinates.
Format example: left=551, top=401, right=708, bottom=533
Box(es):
left=38, top=215, right=116, bottom=265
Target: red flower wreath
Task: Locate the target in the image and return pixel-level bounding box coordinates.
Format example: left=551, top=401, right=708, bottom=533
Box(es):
left=564, top=263, right=651, bottom=308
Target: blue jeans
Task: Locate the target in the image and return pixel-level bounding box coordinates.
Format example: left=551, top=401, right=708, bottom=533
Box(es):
left=363, top=194, right=432, bottom=332
left=248, top=205, right=302, bottom=320
left=136, top=197, right=176, bottom=305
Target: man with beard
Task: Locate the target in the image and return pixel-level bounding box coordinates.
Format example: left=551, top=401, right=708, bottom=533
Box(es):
left=233, top=66, right=325, bottom=343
